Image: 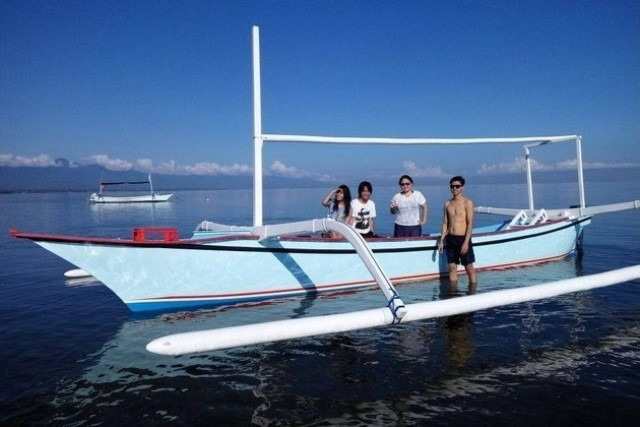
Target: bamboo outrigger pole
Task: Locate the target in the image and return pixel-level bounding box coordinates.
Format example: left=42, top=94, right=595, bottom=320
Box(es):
left=147, top=265, right=640, bottom=355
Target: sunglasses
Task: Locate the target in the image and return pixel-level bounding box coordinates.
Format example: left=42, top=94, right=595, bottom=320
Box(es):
left=400, top=182, right=412, bottom=186
left=450, top=184, right=462, bottom=189
left=336, top=190, right=343, bottom=194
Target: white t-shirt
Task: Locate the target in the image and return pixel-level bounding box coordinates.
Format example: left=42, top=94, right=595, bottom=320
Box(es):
left=391, top=190, right=426, bottom=226
left=350, top=199, right=376, bottom=234
left=327, top=201, right=348, bottom=223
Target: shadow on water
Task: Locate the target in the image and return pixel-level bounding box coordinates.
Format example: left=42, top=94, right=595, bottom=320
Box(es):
left=292, top=294, right=318, bottom=318
left=438, top=278, right=477, bottom=371
left=88, top=201, right=176, bottom=231
left=574, top=232, right=585, bottom=276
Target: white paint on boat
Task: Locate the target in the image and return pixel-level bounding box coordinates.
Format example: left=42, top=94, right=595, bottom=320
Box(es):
left=64, top=268, right=91, bottom=278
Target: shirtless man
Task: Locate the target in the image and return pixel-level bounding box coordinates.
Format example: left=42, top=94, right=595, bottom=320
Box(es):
left=437, top=176, right=477, bottom=286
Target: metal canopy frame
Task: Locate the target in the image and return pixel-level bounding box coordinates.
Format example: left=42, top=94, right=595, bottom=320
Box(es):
left=250, top=26, right=585, bottom=226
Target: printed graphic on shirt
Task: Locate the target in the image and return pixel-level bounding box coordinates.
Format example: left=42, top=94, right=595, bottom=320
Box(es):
left=355, top=208, right=370, bottom=230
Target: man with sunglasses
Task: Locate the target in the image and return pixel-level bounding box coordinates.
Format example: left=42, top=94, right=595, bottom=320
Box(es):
left=437, top=176, right=477, bottom=286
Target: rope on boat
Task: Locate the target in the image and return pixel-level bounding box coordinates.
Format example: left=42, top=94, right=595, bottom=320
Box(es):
left=386, top=294, right=406, bottom=324
left=147, top=264, right=640, bottom=356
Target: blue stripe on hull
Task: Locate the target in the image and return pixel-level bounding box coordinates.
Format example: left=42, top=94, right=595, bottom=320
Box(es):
left=126, top=289, right=328, bottom=313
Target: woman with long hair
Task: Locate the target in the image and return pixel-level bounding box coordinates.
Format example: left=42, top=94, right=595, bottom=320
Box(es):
left=321, top=184, right=352, bottom=237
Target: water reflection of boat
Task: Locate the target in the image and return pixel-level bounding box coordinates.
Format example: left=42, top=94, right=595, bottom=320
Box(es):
left=47, top=261, right=640, bottom=423
left=64, top=275, right=101, bottom=287
left=57, top=297, right=327, bottom=389
left=65, top=260, right=580, bottom=386
left=88, top=199, right=174, bottom=211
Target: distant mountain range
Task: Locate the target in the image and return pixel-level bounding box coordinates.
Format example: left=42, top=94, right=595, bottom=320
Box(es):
left=1, top=161, right=638, bottom=193
left=0, top=163, right=323, bottom=193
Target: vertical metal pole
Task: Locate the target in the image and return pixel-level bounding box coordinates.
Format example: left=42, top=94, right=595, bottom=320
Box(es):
left=576, top=136, right=586, bottom=212
left=252, top=26, right=264, bottom=226
left=525, top=147, right=534, bottom=210
left=148, top=173, right=155, bottom=198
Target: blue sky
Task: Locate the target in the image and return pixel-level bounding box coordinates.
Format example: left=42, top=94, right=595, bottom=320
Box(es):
left=1, top=0, right=638, bottom=184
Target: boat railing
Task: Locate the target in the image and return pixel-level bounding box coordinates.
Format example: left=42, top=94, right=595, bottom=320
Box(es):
left=507, top=210, right=529, bottom=228
left=477, top=200, right=640, bottom=221
left=529, top=209, right=549, bottom=225
left=504, top=208, right=549, bottom=229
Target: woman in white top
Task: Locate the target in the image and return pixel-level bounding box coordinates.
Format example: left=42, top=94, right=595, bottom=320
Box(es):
left=349, top=181, right=377, bottom=237
left=390, top=174, right=427, bottom=237
left=321, top=185, right=352, bottom=237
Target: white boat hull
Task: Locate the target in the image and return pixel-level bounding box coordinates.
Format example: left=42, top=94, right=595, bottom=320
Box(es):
left=88, top=193, right=174, bottom=203
left=13, top=216, right=590, bottom=312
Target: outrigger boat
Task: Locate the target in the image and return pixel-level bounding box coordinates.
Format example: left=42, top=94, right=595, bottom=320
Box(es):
left=10, top=27, right=640, bottom=316
left=88, top=173, right=173, bottom=203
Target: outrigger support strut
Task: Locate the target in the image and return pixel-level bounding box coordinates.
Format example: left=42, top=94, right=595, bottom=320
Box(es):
left=253, top=218, right=407, bottom=321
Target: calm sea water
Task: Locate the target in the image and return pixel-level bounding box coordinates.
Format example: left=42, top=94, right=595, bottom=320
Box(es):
left=1, top=180, right=639, bottom=425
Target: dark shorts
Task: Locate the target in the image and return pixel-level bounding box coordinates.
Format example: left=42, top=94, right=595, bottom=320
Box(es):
left=445, top=235, right=475, bottom=266
left=394, top=224, right=422, bottom=237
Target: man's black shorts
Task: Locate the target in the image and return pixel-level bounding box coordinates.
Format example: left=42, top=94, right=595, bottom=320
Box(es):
left=445, top=235, right=475, bottom=266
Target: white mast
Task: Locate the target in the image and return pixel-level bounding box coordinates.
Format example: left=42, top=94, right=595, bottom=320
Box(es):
left=148, top=173, right=155, bottom=199
left=252, top=26, right=264, bottom=227
left=524, top=146, right=535, bottom=210
left=576, top=136, right=586, bottom=211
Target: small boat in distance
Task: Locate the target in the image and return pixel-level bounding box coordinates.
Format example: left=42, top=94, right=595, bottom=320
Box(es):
left=88, top=173, right=173, bottom=203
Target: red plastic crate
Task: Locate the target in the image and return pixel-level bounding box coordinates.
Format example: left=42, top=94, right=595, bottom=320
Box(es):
left=132, top=227, right=178, bottom=242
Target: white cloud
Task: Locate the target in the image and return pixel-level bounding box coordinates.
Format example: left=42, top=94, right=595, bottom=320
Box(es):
left=477, top=156, right=640, bottom=175
left=10, top=151, right=637, bottom=180
left=84, top=155, right=253, bottom=176
left=0, top=154, right=59, bottom=167
left=269, top=160, right=304, bottom=177
left=0, top=153, right=325, bottom=181
left=134, top=158, right=154, bottom=170
left=554, top=159, right=578, bottom=170
left=87, top=154, right=133, bottom=171
left=556, top=159, right=640, bottom=170
left=477, top=156, right=551, bottom=175
left=181, top=162, right=252, bottom=176
left=476, top=163, right=497, bottom=174
left=268, top=160, right=333, bottom=182
left=154, top=160, right=177, bottom=174
left=401, top=161, right=448, bottom=178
